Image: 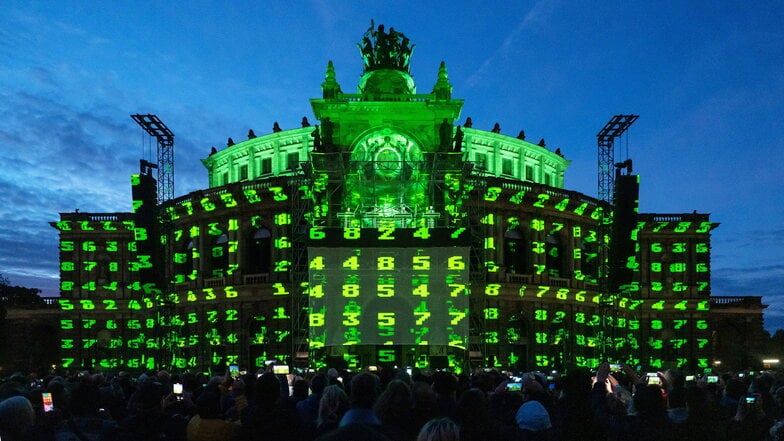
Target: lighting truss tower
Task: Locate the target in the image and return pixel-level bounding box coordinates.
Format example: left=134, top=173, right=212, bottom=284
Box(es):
left=131, top=114, right=175, bottom=204
left=131, top=114, right=175, bottom=369
left=597, top=114, right=638, bottom=204
left=596, top=114, right=638, bottom=360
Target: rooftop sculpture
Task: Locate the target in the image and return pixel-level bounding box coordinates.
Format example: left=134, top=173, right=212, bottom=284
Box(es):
left=357, top=20, right=415, bottom=73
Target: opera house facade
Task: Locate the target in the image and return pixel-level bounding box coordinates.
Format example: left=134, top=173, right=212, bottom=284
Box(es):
left=50, top=25, right=766, bottom=374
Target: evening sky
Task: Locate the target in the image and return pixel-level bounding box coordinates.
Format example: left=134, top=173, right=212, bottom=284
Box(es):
left=1, top=1, right=783, bottom=331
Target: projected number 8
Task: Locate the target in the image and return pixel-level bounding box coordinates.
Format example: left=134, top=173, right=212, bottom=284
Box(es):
left=377, top=256, right=395, bottom=270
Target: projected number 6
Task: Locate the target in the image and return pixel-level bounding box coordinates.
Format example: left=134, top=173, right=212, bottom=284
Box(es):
left=447, top=255, right=465, bottom=270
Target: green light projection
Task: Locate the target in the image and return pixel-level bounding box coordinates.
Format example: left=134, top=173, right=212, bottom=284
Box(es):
left=55, top=181, right=300, bottom=371
left=343, top=129, right=429, bottom=228
left=308, top=245, right=469, bottom=348
left=53, top=23, right=717, bottom=372
left=55, top=167, right=715, bottom=372
left=478, top=184, right=713, bottom=370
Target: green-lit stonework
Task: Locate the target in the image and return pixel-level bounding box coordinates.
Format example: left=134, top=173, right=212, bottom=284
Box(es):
left=51, top=24, right=764, bottom=374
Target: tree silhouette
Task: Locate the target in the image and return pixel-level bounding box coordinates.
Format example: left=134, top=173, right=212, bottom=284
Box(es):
left=0, top=272, right=43, bottom=309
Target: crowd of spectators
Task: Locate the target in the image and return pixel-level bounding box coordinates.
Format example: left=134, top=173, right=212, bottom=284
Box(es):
left=0, top=362, right=783, bottom=441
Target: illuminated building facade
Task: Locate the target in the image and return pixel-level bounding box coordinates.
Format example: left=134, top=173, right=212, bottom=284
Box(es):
left=52, top=25, right=740, bottom=373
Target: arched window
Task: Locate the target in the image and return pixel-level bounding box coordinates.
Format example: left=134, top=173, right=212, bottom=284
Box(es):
left=504, top=228, right=529, bottom=274
left=247, top=227, right=272, bottom=274
left=96, top=253, right=111, bottom=285
left=173, top=239, right=195, bottom=283
left=581, top=237, right=598, bottom=283
left=506, top=314, right=529, bottom=343
left=210, top=234, right=229, bottom=278
left=546, top=233, right=565, bottom=278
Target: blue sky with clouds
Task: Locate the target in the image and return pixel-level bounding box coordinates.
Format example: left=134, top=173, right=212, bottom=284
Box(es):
left=2, top=1, right=783, bottom=331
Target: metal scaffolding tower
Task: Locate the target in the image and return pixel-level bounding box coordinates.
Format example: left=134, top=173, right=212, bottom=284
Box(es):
left=131, top=114, right=176, bottom=369
left=131, top=114, right=175, bottom=204
left=597, top=115, right=638, bottom=204
left=596, top=114, right=638, bottom=361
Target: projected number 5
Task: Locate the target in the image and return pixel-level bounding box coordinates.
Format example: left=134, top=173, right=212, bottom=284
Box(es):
left=412, top=255, right=430, bottom=270
left=377, top=284, right=394, bottom=297
left=378, top=312, right=395, bottom=337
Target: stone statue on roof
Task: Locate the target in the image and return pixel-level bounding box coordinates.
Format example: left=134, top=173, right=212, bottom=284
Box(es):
left=357, top=20, right=415, bottom=73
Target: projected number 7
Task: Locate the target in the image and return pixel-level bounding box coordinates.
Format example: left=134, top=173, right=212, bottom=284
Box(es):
left=449, top=283, right=466, bottom=297
left=414, top=302, right=431, bottom=325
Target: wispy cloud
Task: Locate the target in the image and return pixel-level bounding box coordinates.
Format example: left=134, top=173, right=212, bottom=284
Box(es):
left=0, top=71, right=141, bottom=293
left=465, top=0, right=559, bottom=88
left=712, top=262, right=784, bottom=332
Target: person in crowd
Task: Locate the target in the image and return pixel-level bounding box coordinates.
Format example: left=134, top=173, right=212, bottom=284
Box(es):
left=327, top=369, right=343, bottom=389
left=515, top=394, right=552, bottom=440
left=663, top=369, right=686, bottom=394
left=224, top=377, right=248, bottom=421
left=311, top=385, right=349, bottom=438
left=113, top=378, right=172, bottom=441
left=605, top=390, right=629, bottom=418
left=0, top=395, right=36, bottom=441
left=217, top=371, right=240, bottom=416
left=157, top=370, right=172, bottom=386
left=770, top=419, right=784, bottom=441
left=666, top=386, right=688, bottom=425
left=0, top=374, right=29, bottom=402
left=634, top=383, right=677, bottom=440
left=592, top=362, right=675, bottom=441
left=486, top=379, right=523, bottom=434
left=311, top=372, right=389, bottom=441
left=468, top=369, right=496, bottom=394
left=749, top=373, right=777, bottom=417
left=431, top=371, right=458, bottom=420
left=550, top=368, right=604, bottom=441
left=297, top=373, right=328, bottom=430
left=772, top=385, right=784, bottom=420
left=671, top=384, right=726, bottom=441
left=160, top=387, right=195, bottom=441
left=521, top=375, right=551, bottom=409
left=4, top=365, right=784, bottom=441
left=240, top=372, right=300, bottom=441
left=339, top=371, right=381, bottom=427
left=374, top=379, right=417, bottom=441
left=726, top=392, right=774, bottom=441
left=98, top=373, right=131, bottom=421
left=186, top=385, right=239, bottom=441
left=456, top=387, right=516, bottom=441
left=720, top=377, right=745, bottom=419
left=53, top=376, right=119, bottom=441
left=416, top=417, right=459, bottom=441
left=393, top=368, right=414, bottom=387
left=291, top=378, right=310, bottom=407
left=411, top=381, right=438, bottom=434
